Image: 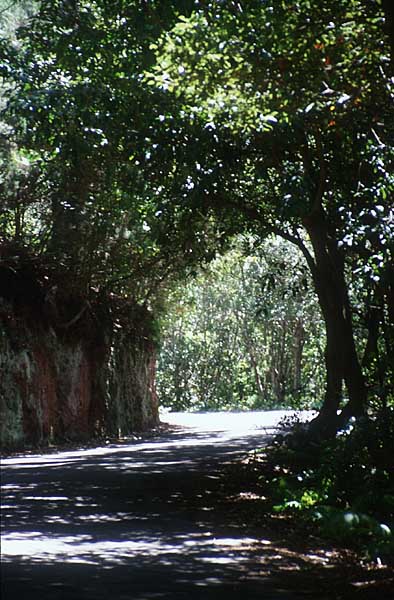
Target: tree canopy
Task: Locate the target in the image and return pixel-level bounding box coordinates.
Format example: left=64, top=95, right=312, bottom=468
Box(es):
left=146, top=0, right=394, bottom=432
left=0, top=0, right=221, bottom=303
left=1, top=0, right=393, bottom=434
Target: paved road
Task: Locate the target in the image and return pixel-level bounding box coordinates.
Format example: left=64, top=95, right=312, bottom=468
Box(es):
left=0, top=411, right=368, bottom=599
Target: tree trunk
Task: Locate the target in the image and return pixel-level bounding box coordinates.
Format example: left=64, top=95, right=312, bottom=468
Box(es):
left=247, top=341, right=266, bottom=399
left=382, top=0, right=394, bottom=72
left=303, top=210, right=368, bottom=436
left=293, top=318, right=305, bottom=396
left=236, top=319, right=266, bottom=401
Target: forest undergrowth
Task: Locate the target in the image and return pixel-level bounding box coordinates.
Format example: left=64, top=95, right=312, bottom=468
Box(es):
left=228, top=411, right=394, bottom=572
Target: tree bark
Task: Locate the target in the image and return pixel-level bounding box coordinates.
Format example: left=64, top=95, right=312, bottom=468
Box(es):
left=293, top=318, right=305, bottom=395
left=303, top=209, right=368, bottom=436
left=382, top=0, right=394, bottom=72
left=217, top=196, right=369, bottom=434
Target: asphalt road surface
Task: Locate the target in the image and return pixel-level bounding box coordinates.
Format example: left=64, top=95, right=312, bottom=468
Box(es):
left=0, top=410, right=381, bottom=599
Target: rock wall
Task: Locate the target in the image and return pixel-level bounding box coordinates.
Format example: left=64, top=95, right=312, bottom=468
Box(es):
left=0, top=297, right=159, bottom=449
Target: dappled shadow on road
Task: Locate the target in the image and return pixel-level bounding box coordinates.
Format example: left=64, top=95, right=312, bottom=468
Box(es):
left=2, top=426, right=392, bottom=599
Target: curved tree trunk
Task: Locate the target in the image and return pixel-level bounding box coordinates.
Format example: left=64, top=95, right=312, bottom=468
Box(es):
left=293, top=318, right=305, bottom=398
left=303, top=210, right=367, bottom=436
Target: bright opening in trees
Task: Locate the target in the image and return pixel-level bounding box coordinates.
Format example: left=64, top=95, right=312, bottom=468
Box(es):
left=157, top=237, right=325, bottom=413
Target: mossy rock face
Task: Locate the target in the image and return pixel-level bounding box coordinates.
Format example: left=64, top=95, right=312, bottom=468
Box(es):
left=0, top=336, right=25, bottom=446
left=0, top=290, right=158, bottom=450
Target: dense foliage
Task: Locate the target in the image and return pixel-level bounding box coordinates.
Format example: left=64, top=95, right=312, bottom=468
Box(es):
left=1, top=1, right=393, bottom=432
left=147, top=0, right=394, bottom=432
left=246, top=411, right=394, bottom=563
left=0, top=0, right=219, bottom=306
left=158, top=237, right=325, bottom=411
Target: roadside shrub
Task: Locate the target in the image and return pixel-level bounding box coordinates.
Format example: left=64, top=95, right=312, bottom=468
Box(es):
left=256, top=409, right=394, bottom=563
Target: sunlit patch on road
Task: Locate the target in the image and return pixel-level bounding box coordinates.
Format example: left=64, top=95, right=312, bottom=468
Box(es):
left=1, top=530, right=261, bottom=567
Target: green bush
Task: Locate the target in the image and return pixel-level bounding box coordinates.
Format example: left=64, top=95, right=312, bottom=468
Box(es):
left=257, top=410, right=394, bottom=562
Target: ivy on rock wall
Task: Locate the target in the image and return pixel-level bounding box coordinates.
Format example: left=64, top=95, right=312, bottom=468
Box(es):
left=0, top=276, right=158, bottom=449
